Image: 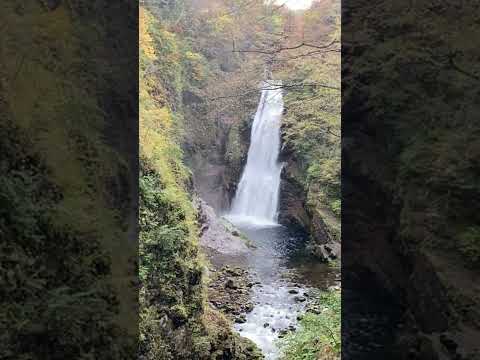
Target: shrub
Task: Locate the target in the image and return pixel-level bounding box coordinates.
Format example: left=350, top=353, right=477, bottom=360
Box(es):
left=280, top=290, right=341, bottom=360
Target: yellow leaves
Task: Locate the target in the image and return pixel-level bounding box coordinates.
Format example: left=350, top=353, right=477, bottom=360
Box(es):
left=139, top=7, right=192, bottom=220
left=185, top=51, right=202, bottom=61
left=185, top=51, right=206, bottom=82
left=140, top=7, right=157, bottom=61
left=213, top=14, right=234, bottom=32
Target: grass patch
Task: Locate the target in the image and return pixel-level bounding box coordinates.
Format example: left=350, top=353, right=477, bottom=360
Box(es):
left=279, top=290, right=341, bottom=360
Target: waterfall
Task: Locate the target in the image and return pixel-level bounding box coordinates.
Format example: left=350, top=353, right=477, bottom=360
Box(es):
left=228, top=81, right=284, bottom=226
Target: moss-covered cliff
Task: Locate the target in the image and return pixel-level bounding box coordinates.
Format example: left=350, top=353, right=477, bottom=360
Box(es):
left=1, top=1, right=137, bottom=358
left=139, top=6, right=262, bottom=358
left=343, top=0, right=480, bottom=357
left=275, top=0, right=341, bottom=261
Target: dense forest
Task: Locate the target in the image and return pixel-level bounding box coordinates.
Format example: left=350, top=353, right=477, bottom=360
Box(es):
left=139, top=0, right=340, bottom=359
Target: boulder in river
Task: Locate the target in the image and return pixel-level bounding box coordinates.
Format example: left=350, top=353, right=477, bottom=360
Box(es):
left=235, top=315, right=247, bottom=324
left=225, top=278, right=239, bottom=290
left=294, top=295, right=307, bottom=302
left=288, top=289, right=299, bottom=294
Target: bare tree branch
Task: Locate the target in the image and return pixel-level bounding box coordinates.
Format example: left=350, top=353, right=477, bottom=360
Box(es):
left=233, top=39, right=339, bottom=55
left=208, top=81, right=339, bottom=101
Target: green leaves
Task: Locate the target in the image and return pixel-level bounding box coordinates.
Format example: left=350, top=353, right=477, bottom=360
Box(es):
left=280, top=290, right=341, bottom=360
left=458, top=227, right=480, bottom=267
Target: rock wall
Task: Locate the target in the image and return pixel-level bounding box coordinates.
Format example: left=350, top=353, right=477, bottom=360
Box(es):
left=278, top=129, right=341, bottom=262
left=186, top=104, right=254, bottom=213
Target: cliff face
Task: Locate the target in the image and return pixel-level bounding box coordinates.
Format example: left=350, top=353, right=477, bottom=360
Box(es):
left=343, top=0, right=480, bottom=358
left=139, top=6, right=264, bottom=358
left=186, top=108, right=254, bottom=213
left=278, top=134, right=341, bottom=262
left=272, top=0, right=341, bottom=262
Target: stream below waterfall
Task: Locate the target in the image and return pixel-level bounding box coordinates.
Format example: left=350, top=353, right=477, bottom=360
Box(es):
left=231, top=221, right=338, bottom=359
left=217, top=82, right=339, bottom=358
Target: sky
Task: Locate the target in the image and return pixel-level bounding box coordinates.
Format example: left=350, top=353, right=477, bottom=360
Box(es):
left=276, top=0, right=313, bottom=10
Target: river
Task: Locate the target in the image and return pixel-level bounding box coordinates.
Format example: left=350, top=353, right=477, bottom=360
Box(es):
left=222, top=82, right=338, bottom=358
left=230, top=221, right=338, bottom=358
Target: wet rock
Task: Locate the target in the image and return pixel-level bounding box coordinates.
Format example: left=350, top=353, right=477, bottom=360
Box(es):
left=235, top=315, right=247, bottom=323
left=263, top=322, right=270, bottom=328
left=226, top=267, right=242, bottom=277
left=225, top=278, right=239, bottom=290
left=196, top=199, right=250, bottom=255
left=207, top=264, right=256, bottom=323
left=306, top=307, right=321, bottom=315
left=288, top=325, right=296, bottom=332
left=294, top=295, right=307, bottom=302
left=288, top=289, right=299, bottom=294
left=309, top=242, right=341, bottom=262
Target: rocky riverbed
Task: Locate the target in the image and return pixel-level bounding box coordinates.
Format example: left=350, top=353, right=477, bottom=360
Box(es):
left=207, top=265, right=257, bottom=324
left=197, top=196, right=340, bottom=359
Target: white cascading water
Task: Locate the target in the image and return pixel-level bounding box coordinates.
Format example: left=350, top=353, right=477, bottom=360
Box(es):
left=228, top=81, right=284, bottom=226
left=225, top=82, right=322, bottom=360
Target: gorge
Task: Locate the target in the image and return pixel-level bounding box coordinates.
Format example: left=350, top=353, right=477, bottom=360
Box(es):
left=139, top=0, right=341, bottom=359
left=218, top=83, right=338, bottom=358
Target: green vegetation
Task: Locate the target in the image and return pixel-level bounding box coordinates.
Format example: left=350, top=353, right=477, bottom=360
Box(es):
left=278, top=1, right=341, bottom=241
left=458, top=227, right=480, bottom=267
left=139, top=6, right=263, bottom=358
left=139, top=0, right=342, bottom=358
left=1, top=1, right=136, bottom=358
left=280, top=290, right=341, bottom=360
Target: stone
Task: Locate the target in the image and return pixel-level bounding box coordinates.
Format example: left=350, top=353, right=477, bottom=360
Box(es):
left=263, top=323, right=270, bottom=328
left=306, top=307, right=321, bottom=314
left=294, top=295, right=307, bottom=302
left=288, top=289, right=299, bottom=294
left=226, top=268, right=242, bottom=277
left=225, top=278, right=239, bottom=289
left=235, top=315, right=247, bottom=324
